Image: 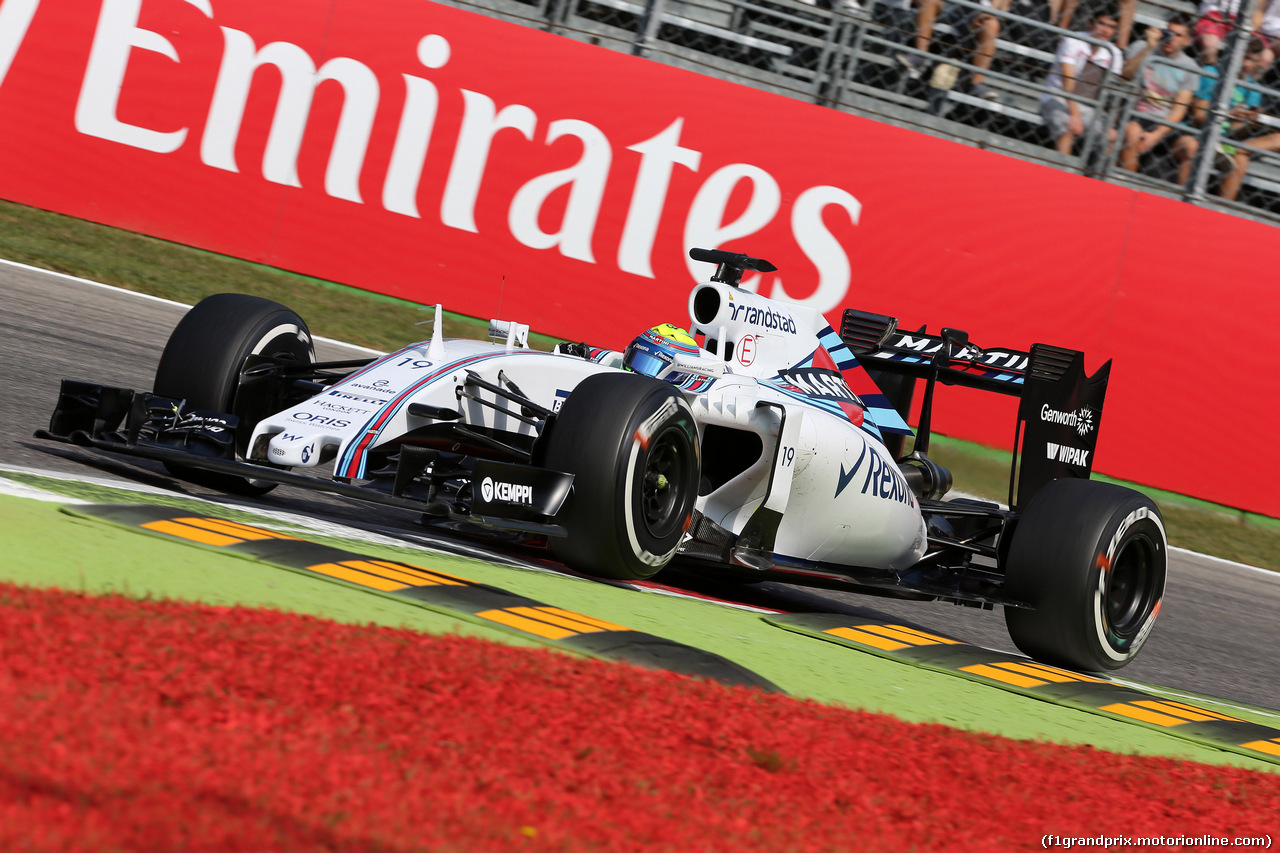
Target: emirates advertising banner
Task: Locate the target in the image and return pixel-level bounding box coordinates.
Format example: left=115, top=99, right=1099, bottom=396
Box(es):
left=0, top=0, right=1274, bottom=516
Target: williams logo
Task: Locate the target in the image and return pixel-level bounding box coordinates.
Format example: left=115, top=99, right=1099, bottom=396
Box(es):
left=1040, top=404, right=1096, bottom=438
left=480, top=476, right=532, bottom=505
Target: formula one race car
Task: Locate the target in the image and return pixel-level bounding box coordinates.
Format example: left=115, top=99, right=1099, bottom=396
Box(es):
left=36, top=248, right=1167, bottom=672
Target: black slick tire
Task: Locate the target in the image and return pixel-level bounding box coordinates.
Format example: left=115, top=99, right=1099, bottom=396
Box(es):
left=542, top=373, right=700, bottom=580
left=1003, top=478, right=1166, bottom=672
left=153, top=293, right=314, bottom=495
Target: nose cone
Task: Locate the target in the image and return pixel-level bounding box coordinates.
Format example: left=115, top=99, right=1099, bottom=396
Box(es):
left=267, top=432, right=322, bottom=466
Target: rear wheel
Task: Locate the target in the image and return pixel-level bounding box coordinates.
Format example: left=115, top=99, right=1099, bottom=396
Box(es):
left=1003, top=478, right=1166, bottom=671
left=541, top=373, right=700, bottom=580
left=153, top=293, right=314, bottom=495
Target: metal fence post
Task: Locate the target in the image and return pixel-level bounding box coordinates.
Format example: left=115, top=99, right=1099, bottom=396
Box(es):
left=819, top=10, right=862, bottom=108
left=543, top=0, right=573, bottom=34
left=634, top=0, right=668, bottom=57
left=1092, top=54, right=1144, bottom=181
left=1186, top=0, right=1259, bottom=203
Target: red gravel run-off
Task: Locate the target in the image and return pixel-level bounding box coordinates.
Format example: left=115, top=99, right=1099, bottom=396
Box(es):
left=0, top=583, right=1276, bottom=852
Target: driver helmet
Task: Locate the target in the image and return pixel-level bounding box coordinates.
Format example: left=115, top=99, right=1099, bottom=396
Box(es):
left=623, top=323, right=699, bottom=378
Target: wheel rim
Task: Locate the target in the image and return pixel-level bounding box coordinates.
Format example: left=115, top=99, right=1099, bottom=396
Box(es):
left=1104, top=532, right=1160, bottom=640
left=640, top=425, right=691, bottom=539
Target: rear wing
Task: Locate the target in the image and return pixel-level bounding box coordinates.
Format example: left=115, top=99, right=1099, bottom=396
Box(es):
left=840, top=309, right=1110, bottom=510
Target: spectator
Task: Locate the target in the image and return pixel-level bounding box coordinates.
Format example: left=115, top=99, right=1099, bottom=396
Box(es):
left=1040, top=9, right=1123, bottom=155
left=1250, top=0, right=1280, bottom=77
left=1054, top=0, right=1136, bottom=48
left=1195, top=0, right=1243, bottom=67
left=1172, top=37, right=1266, bottom=191
left=1003, top=0, right=1060, bottom=53
left=1219, top=118, right=1280, bottom=200
left=1117, top=14, right=1200, bottom=173
left=896, top=0, right=1012, bottom=101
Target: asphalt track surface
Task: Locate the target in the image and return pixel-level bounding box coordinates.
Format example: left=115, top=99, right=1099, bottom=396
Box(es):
left=4, top=260, right=1278, bottom=712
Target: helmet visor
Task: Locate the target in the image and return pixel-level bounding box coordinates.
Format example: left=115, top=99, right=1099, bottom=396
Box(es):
left=623, top=344, right=674, bottom=378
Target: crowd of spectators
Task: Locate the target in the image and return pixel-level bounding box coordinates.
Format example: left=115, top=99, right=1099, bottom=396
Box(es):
left=1123, top=7, right=1277, bottom=199
left=882, top=0, right=1280, bottom=200
left=494, top=0, right=1280, bottom=208
left=896, top=0, right=1013, bottom=100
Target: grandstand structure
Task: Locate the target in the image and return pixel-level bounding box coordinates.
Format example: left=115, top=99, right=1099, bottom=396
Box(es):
left=436, top=0, right=1280, bottom=226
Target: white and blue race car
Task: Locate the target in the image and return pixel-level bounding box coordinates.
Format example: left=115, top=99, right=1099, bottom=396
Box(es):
left=37, top=248, right=1166, bottom=672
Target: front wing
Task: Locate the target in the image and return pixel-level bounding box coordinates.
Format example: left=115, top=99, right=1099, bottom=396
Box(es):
left=35, top=380, right=573, bottom=538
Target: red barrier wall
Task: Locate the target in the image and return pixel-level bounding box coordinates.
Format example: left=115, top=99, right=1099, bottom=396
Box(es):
left=0, top=0, right=1273, bottom=515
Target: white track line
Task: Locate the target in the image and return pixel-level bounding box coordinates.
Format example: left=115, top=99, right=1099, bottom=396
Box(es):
left=1169, top=545, right=1277, bottom=579
left=0, top=256, right=384, bottom=355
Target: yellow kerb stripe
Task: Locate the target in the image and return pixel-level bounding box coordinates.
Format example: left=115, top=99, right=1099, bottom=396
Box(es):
left=175, top=517, right=298, bottom=540
left=1101, top=702, right=1190, bottom=727
left=510, top=606, right=630, bottom=633
left=961, top=664, right=1047, bottom=688
left=1243, top=739, right=1280, bottom=757
left=1130, top=700, right=1233, bottom=723
left=308, top=562, right=408, bottom=592
left=825, top=627, right=909, bottom=651
left=858, top=624, right=960, bottom=646
left=478, top=609, right=576, bottom=640
left=142, top=520, right=241, bottom=547
left=1012, top=661, right=1107, bottom=683
left=372, top=561, right=468, bottom=586
left=397, top=564, right=472, bottom=585
left=1157, top=700, right=1242, bottom=722
left=338, top=560, right=439, bottom=586
left=332, top=560, right=465, bottom=587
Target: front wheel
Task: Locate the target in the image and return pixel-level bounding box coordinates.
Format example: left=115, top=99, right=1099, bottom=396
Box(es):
left=1002, top=478, right=1166, bottom=672
left=541, top=373, right=700, bottom=580
left=153, top=293, right=314, bottom=495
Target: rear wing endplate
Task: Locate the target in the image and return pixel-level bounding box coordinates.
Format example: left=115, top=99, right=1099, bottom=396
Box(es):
left=840, top=309, right=1110, bottom=509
